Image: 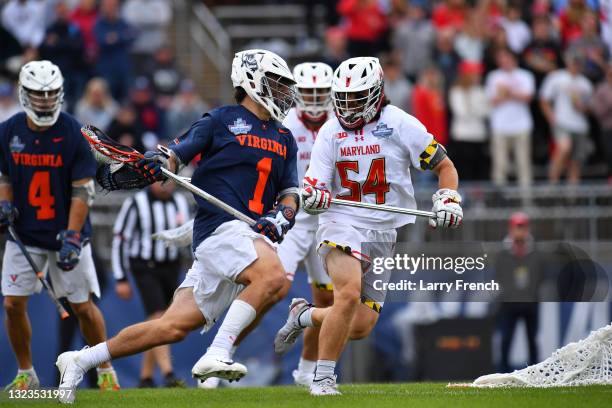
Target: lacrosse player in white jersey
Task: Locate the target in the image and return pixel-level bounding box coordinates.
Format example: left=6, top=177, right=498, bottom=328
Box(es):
left=278, top=62, right=335, bottom=386
left=274, top=57, right=463, bottom=395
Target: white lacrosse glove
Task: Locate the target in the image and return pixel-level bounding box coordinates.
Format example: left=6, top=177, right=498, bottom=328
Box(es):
left=429, top=188, right=463, bottom=229
left=152, top=219, right=194, bottom=247
left=301, top=185, right=332, bottom=215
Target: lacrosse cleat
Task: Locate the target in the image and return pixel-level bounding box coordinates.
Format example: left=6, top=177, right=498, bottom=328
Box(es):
left=4, top=371, right=40, bottom=391
left=56, top=351, right=86, bottom=404
left=310, top=375, right=341, bottom=396
left=292, top=369, right=314, bottom=387
left=191, top=355, right=247, bottom=382
left=274, top=298, right=311, bottom=355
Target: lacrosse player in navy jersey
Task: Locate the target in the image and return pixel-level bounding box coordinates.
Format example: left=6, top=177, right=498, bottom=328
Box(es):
left=56, top=49, right=300, bottom=403
left=0, top=61, right=119, bottom=391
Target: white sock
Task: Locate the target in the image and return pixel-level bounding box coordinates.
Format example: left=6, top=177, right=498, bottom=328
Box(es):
left=229, top=345, right=238, bottom=359
left=297, top=358, right=316, bottom=375
left=206, top=300, right=255, bottom=360
left=298, top=307, right=315, bottom=328
left=18, top=367, right=37, bottom=378
left=78, top=343, right=111, bottom=371
left=314, top=360, right=336, bottom=381
left=96, top=367, right=115, bottom=374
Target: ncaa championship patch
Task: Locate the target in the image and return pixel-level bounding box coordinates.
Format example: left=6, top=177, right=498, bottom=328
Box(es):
left=228, top=118, right=252, bottom=135
left=372, top=122, right=393, bottom=139
left=9, top=135, right=25, bottom=153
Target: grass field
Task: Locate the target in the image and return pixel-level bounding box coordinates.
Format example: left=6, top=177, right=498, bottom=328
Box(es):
left=2, top=383, right=612, bottom=408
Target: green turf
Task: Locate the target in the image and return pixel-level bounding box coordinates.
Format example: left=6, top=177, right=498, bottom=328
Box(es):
left=2, top=383, right=611, bottom=408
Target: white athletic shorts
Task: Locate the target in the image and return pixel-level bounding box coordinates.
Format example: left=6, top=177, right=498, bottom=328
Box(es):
left=1, top=241, right=100, bottom=304
left=178, top=220, right=274, bottom=333
left=276, top=223, right=331, bottom=289
left=316, top=222, right=397, bottom=312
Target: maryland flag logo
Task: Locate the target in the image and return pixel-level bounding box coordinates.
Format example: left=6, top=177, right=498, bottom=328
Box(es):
left=419, top=139, right=439, bottom=170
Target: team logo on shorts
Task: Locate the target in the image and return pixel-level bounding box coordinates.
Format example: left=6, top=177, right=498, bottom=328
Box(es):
left=372, top=123, right=393, bottom=139
left=228, top=118, right=252, bottom=135
left=9, top=135, right=25, bottom=153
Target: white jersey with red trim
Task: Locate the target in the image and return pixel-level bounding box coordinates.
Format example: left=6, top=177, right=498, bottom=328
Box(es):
left=304, top=104, right=438, bottom=230
left=282, top=107, right=326, bottom=229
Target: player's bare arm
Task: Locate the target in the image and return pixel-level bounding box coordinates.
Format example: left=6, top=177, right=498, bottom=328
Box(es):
left=431, top=156, right=459, bottom=191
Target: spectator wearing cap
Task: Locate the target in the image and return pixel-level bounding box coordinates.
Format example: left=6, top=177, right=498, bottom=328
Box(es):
left=1, top=0, right=46, bottom=49
left=493, top=212, right=543, bottom=373
left=381, top=55, right=412, bottom=114
left=130, top=76, right=167, bottom=145
left=0, top=82, right=20, bottom=122
left=167, top=80, right=208, bottom=138
left=590, top=62, right=612, bottom=182
left=39, top=1, right=88, bottom=112
left=449, top=61, right=489, bottom=180
left=392, top=2, right=435, bottom=83
left=485, top=47, right=535, bottom=188
left=540, top=51, right=593, bottom=184
left=337, top=0, right=389, bottom=57
left=75, top=77, right=119, bottom=132
left=568, top=11, right=610, bottom=83
left=122, top=0, right=172, bottom=72
left=94, top=0, right=136, bottom=102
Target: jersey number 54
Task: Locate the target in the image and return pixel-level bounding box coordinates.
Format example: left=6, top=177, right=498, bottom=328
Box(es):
left=336, top=158, right=390, bottom=204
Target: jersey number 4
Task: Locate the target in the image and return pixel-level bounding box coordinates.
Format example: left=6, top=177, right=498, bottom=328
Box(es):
left=28, top=171, right=55, bottom=220
left=336, top=158, right=390, bottom=204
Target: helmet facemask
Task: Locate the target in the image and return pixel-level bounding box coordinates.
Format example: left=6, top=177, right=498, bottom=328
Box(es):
left=332, top=80, right=383, bottom=129
left=19, top=86, right=64, bottom=127
left=296, top=86, right=331, bottom=122
left=259, top=72, right=296, bottom=122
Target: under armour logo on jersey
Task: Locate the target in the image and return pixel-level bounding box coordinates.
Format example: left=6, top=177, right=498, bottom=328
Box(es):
left=9, top=135, right=25, bottom=153
left=228, top=118, right=252, bottom=135
left=355, top=136, right=364, bottom=142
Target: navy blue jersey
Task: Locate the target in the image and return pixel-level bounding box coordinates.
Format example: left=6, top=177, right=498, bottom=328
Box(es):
left=170, top=105, right=299, bottom=249
left=0, top=112, right=96, bottom=250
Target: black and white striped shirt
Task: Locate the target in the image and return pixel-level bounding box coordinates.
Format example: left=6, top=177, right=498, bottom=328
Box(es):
left=112, top=188, right=191, bottom=280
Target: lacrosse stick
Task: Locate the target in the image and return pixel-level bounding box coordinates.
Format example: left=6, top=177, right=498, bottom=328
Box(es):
left=81, top=125, right=256, bottom=226
left=8, top=225, right=70, bottom=319
left=330, top=198, right=435, bottom=218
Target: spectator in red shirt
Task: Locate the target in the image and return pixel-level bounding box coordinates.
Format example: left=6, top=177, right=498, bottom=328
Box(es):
left=70, top=0, right=99, bottom=61
left=337, top=0, right=388, bottom=57
left=432, top=0, right=468, bottom=32
left=558, top=0, right=591, bottom=46
left=412, top=66, right=448, bottom=145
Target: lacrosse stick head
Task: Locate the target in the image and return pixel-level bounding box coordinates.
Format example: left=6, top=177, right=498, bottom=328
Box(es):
left=81, top=125, right=143, bottom=166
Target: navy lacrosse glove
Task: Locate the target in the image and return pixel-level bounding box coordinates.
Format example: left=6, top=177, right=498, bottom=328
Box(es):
left=56, top=230, right=82, bottom=271
left=0, top=200, right=18, bottom=233
left=252, top=204, right=296, bottom=243
left=135, top=151, right=167, bottom=183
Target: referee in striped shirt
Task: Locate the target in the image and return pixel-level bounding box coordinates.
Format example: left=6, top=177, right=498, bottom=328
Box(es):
left=112, top=181, right=190, bottom=388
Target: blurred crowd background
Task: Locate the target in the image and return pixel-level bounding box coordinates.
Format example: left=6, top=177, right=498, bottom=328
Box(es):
left=0, top=0, right=611, bottom=389
left=1, top=0, right=612, bottom=185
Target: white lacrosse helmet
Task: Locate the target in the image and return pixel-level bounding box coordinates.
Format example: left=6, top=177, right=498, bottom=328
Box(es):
left=231, top=49, right=296, bottom=122
left=18, top=60, right=64, bottom=127
left=332, top=57, right=385, bottom=130
left=293, top=62, right=333, bottom=122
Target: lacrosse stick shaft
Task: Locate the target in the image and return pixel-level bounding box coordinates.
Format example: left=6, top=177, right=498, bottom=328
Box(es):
left=330, top=198, right=436, bottom=218
left=160, top=168, right=256, bottom=226
left=7, top=226, right=70, bottom=319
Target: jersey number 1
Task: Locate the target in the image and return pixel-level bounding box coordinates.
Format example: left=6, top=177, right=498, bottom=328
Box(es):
left=28, top=171, right=55, bottom=220
left=249, top=157, right=272, bottom=215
